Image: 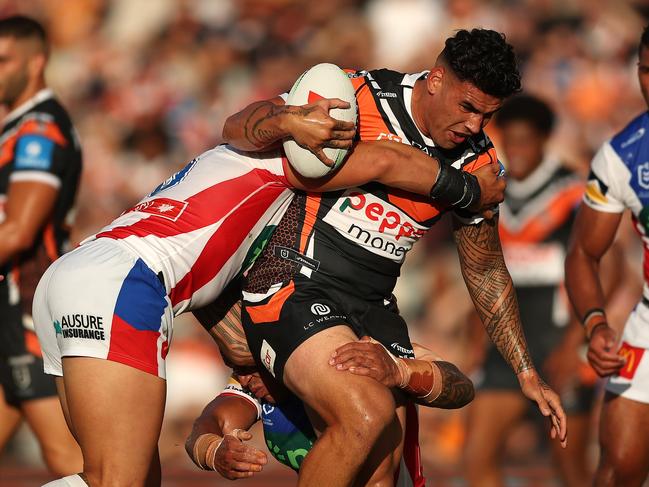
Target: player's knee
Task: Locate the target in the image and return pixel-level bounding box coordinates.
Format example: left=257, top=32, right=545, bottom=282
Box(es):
left=598, top=448, right=647, bottom=486
left=338, top=383, right=396, bottom=445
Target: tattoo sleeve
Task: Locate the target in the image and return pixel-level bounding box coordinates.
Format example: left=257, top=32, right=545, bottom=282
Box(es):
left=243, top=103, right=290, bottom=149
left=453, top=215, right=534, bottom=374
left=423, top=361, right=475, bottom=409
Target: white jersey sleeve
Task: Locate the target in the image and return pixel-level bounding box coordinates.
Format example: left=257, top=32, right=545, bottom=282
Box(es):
left=220, top=375, right=262, bottom=420
left=583, top=142, right=631, bottom=213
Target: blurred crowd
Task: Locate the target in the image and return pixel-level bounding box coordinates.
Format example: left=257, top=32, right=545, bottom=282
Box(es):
left=1, top=0, right=648, bottom=483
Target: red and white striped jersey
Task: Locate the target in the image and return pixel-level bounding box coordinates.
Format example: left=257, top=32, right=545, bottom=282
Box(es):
left=83, top=144, right=293, bottom=315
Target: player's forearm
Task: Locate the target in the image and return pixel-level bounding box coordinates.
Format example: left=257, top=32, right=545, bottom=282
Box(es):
left=204, top=301, right=256, bottom=368
left=395, top=358, right=474, bottom=408
left=222, top=100, right=291, bottom=151
left=0, top=220, right=34, bottom=266
left=565, top=245, right=607, bottom=325
left=453, top=217, right=534, bottom=374
left=186, top=397, right=255, bottom=457
left=371, top=142, right=440, bottom=196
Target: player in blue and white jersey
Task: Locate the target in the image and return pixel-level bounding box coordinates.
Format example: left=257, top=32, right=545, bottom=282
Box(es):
left=565, top=24, right=649, bottom=487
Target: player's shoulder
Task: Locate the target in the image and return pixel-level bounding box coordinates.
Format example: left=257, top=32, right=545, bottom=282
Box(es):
left=607, top=111, right=649, bottom=167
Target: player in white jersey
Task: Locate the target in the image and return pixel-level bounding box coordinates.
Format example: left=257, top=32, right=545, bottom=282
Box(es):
left=565, top=25, right=649, bottom=487
left=34, top=94, right=505, bottom=486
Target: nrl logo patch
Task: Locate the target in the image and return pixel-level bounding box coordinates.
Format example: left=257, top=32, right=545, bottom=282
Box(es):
left=638, top=162, right=649, bottom=190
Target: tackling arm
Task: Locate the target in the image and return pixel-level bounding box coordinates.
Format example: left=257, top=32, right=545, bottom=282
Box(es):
left=329, top=337, right=475, bottom=409
left=224, top=97, right=504, bottom=212
left=185, top=389, right=267, bottom=479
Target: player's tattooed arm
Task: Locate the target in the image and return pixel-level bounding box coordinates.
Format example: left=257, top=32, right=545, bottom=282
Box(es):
left=455, top=217, right=568, bottom=447
left=223, top=96, right=355, bottom=161
left=207, top=302, right=256, bottom=368
left=425, top=361, right=475, bottom=409
left=452, top=215, right=533, bottom=374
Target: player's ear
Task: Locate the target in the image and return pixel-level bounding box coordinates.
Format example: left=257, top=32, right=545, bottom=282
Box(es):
left=427, top=66, right=444, bottom=95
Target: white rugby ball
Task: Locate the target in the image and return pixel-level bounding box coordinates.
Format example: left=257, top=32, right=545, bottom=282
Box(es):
left=283, top=63, right=357, bottom=178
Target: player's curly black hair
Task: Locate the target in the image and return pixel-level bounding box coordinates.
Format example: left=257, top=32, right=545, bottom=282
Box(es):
left=439, top=29, right=521, bottom=99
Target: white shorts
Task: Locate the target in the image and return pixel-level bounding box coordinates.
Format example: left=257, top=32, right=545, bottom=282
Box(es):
left=606, top=300, right=649, bottom=403
left=33, top=238, right=174, bottom=379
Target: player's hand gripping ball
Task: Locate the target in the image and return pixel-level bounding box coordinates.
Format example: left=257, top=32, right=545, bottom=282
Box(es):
left=283, top=63, right=358, bottom=178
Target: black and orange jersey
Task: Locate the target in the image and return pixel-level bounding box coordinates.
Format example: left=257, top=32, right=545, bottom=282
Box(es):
left=247, top=69, right=498, bottom=301
left=0, top=88, right=82, bottom=319
left=498, top=158, right=583, bottom=328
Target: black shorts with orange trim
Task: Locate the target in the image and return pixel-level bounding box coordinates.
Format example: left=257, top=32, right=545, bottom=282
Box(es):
left=241, top=275, right=414, bottom=384
left=0, top=284, right=57, bottom=407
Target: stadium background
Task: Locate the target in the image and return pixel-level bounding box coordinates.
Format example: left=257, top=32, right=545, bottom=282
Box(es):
left=0, top=0, right=647, bottom=485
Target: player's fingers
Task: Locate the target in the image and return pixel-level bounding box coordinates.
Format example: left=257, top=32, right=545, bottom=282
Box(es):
left=324, top=139, right=354, bottom=150
left=314, top=149, right=334, bottom=167
left=234, top=448, right=268, bottom=465
left=330, top=129, right=356, bottom=140
left=331, top=341, right=375, bottom=359
left=325, top=98, right=351, bottom=110
left=232, top=429, right=253, bottom=441
left=334, top=353, right=376, bottom=370
left=349, top=365, right=377, bottom=378
left=226, top=469, right=257, bottom=478
left=332, top=118, right=355, bottom=131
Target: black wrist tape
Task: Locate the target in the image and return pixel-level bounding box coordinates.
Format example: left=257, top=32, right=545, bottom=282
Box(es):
left=429, top=162, right=481, bottom=210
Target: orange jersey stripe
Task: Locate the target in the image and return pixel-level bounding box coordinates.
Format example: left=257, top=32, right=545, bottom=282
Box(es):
left=246, top=281, right=295, bottom=324
left=355, top=83, right=396, bottom=142
left=299, top=193, right=322, bottom=253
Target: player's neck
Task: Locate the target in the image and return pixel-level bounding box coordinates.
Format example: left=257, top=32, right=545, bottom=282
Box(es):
left=411, top=80, right=431, bottom=139
left=9, top=78, right=46, bottom=112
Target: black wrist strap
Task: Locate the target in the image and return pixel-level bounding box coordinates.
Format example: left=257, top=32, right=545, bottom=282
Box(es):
left=429, top=161, right=481, bottom=210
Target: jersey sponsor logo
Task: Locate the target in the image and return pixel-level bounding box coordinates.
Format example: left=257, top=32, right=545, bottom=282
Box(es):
left=377, top=132, right=402, bottom=143
left=390, top=342, right=414, bottom=357
left=324, top=189, right=426, bottom=262
left=148, top=158, right=198, bottom=196
left=620, top=127, right=645, bottom=149
left=54, top=314, right=106, bottom=341
left=130, top=197, right=188, bottom=221
left=14, top=134, right=54, bottom=170
left=638, top=162, right=649, bottom=190
left=261, top=339, right=277, bottom=377
left=376, top=90, right=397, bottom=98
left=618, top=342, right=645, bottom=379
left=310, top=303, right=331, bottom=316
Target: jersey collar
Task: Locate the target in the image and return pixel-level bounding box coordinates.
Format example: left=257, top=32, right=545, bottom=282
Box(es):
left=3, top=88, right=55, bottom=126
left=401, top=71, right=436, bottom=147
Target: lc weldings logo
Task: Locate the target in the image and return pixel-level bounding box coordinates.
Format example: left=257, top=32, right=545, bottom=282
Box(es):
left=310, top=303, right=331, bottom=316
